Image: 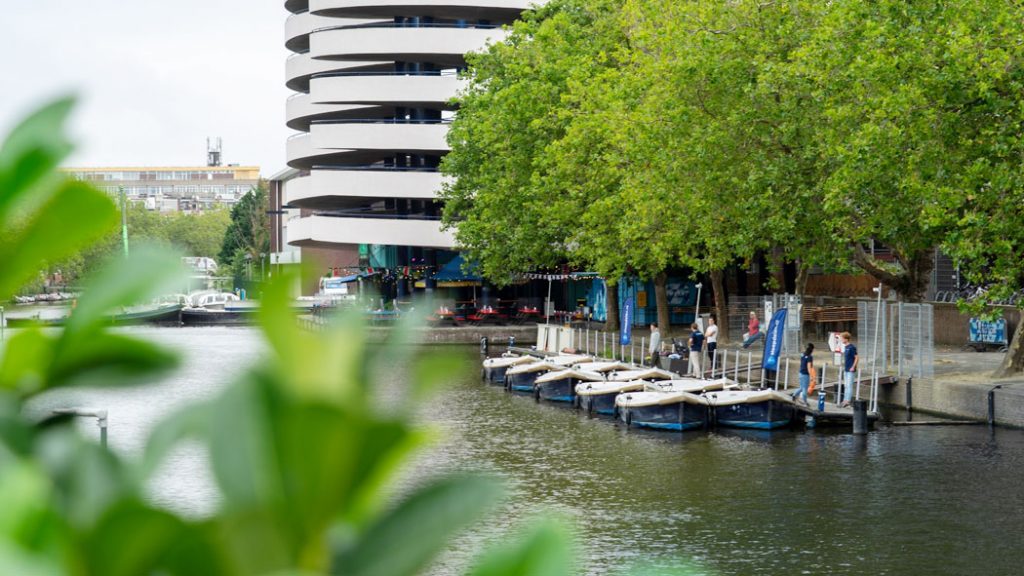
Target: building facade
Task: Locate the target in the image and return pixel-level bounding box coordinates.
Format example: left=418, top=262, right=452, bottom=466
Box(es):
left=64, top=166, right=261, bottom=212
left=282, top=0, right=533, bottom=277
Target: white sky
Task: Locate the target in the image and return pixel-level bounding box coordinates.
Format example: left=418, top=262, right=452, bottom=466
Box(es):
left=0, top=0, right=292, bottom=177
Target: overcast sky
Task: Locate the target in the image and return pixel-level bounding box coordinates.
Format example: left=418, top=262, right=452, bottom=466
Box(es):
left=0, top=0, right=291, bottom=176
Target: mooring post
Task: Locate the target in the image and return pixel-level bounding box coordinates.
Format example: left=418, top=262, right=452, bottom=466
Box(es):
left=852, top=399, right=868, bottom=435
left=52, top=408, right=108, bottom=448
left=988, top=385, right=1003, bottom=428
left=905, top=376, right=913, bottom=420
left=480, top=337, right=489, bottom=356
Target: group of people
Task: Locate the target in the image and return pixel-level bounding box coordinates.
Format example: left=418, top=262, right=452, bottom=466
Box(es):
left=646, top=313, right=861, bottom=409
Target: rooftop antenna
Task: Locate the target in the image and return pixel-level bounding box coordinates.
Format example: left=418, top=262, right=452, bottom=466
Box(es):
left=207, top=137, right=222, bottom=167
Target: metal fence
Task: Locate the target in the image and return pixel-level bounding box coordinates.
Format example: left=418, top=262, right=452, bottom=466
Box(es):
left=856, top=301, right=934, bottom=380
left=726, top=294, right=801, bottom=356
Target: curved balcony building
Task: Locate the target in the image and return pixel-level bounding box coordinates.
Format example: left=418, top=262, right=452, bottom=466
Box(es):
left=283, top=0, right=533, bottom=280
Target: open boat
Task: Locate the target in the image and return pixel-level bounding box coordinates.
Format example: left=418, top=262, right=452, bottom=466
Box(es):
left=545, top=354, right=592, bottom=367
left=704, top=389, right=796, bottom=430
left=533, top=369, right=604, bottom=403
left=573, top=361, right=631, bottom=374
left=5, top=303, right=183, bottom=327
left=606, top=367, right=675, bottom=382
left=482, top=355, right=537, bottom=385
left=643, top=377, right=737, bottom=394
left=616, top=390, right=711, bottom=431
left=575, top=379, right=647, bottom=415
left=505, top=361, right=558, bottom=392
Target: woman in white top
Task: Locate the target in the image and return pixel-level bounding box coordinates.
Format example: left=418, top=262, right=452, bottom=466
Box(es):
left=705, top=314, right=719, bottom=367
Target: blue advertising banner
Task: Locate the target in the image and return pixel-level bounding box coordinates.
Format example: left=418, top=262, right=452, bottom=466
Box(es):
left=620, top=298, right=633, bottom=345
left=969, top=317, right=1007, bottom=345
left=761, top=308, right=788, bottom=371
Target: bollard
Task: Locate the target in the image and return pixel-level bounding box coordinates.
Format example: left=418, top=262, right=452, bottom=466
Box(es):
left=818, top=390, right=826, bottom=412
left=508, top=335, right=515, bottom=350
left=988, top=385, right=1003, bottom=428
left=905, top=376, right=913, bottom=420
left=480, top=337, right=489, bottom=356
left=852, top=399, right=868, bottom=435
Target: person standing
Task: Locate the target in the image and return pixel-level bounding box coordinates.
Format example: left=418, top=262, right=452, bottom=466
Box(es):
left=705, top=314, right=719, bottom=369
left=648, top=324, right=661, bottom=367
left=792, top=343, right=815, bottom=406
left=841, top=332, right=858, bottom=407
left=688, top=322, right=704, bottom=378
left=741, top=311, right=762, bottom=348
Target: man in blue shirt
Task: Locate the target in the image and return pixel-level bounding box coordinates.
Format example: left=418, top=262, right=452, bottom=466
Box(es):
left=841, top=332, right=858, bottom=407
left=688, top=322, right=704, bottom=377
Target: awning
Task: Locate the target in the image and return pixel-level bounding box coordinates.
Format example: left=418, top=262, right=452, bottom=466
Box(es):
left=431, top=255, right=482, bottom=287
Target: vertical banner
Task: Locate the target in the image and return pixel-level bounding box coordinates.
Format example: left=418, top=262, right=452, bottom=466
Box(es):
left=761, top=308, right=788, bottom=371
left=620, top=281, right=634, bottom=345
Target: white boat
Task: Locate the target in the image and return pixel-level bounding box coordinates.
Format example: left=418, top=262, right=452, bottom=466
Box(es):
left=606, top=367, right=674, bottom=382
left=616, top=390, right=711, bottom=431
left=506, top=361, right=558, bottom=392
left=643, top=377, right=736, bottom=394
left=575, top=379, right=647, bottom=415
left=546, top=354, right=592, bottom=367
left=482, top=355, right=538, bottom=384
left=533, top=369, right=604, bottom=403
left=573, top=361, right=631, bottom=373
left=703, top=389, right=796, bottom=430
left=188, top=291, right=240, bottom=310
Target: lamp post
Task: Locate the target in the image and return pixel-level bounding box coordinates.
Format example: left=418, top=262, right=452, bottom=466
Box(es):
left=694, top=282, right=704, bottom=329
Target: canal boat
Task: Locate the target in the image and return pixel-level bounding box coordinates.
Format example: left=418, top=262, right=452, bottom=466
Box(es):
left=573, top=361, right=631, bottom=374
left=606, top=367, right=675, bottom=382
left=704, top=389, right=796, bottom=430
left=546, top=354, right=592, bottom=367
left=482, top=355, right=538, bottom=385
left=533, top=369, right=604, bottom=403
left=643, top=377, right=737, bottom=394
left=181, top=307, right=256, bottom=326
left=615, top=390, right=711, bottom=431
left=505, top=361, right=558, bottom=392
left=5, top=303, right=183, bottom=327
left=575, top=379, right=647, bottom=415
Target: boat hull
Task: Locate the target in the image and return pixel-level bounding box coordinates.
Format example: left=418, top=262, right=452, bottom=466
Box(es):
left=484, top=366, right=509, bottom=385
left=714, top=400, right=794, bottom=430
left=507, top=370, right=542, bottom=393
left=620, top=402, right=708, bottom=431
left=181, top=308, right=256, bottom=326
left=579, top=393, right=618, bottom=415
left=535, top=378, right=577, bottom=403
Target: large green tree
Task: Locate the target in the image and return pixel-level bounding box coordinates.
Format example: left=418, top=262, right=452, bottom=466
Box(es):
left=219, top=181, right=269, bottom=276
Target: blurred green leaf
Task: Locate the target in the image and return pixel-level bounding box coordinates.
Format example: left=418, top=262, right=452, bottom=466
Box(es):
left=62, top=245, right=185, bottom=335
left=137, top=402, right=212, bottom=483
left=35, top=430, right=132, bottom=529
left=333, top=474, right=505, bottom=576
left=0, top=180, right=117, bottom=302
left=0, top=97, right=75, bottom=223
left=46, top=332, right=178, bottom=390
left=467, top=519, right=576, bottom=576
left=0, top=330, right=52, bottom=395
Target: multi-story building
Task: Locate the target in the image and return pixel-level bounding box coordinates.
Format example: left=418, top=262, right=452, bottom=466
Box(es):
left=64, top=165, right=261, bottom=212
left=282, top=0, right=533, bottom=280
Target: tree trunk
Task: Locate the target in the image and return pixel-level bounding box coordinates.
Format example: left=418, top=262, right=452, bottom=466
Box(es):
left=794, top=260, right=810, bottom=300
left=710, top=269, right=728, bottom=343
left=769, top=245, right=786, bottom=293
left=995, top=319, right=1024, bottom=377
left=852, top=244, right=935, bottom=302
left=654, top=272, right=671, bottom=337
left=605, top=278, right=620, bottom=333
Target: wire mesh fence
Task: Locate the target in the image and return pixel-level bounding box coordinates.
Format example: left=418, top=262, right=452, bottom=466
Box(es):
left=856, top=301, right=934, bottom=379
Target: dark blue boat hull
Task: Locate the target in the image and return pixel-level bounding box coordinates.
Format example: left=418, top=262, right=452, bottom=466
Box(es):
left=714, top=400, right=794, bottom=430
left=579, top=393, right=618, bottom=415
left=507, top=370, right=542, bottom=392
left=484, top=365, right=509, bottom=385
left=536, top=378, right=578, bottom=403
left=619, top=402, right=708, bottom=431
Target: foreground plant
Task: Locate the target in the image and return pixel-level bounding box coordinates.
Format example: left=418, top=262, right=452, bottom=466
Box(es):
left=0, top=100, right=576, bottom=575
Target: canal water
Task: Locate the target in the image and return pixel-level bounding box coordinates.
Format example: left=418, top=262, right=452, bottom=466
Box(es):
left=19, top=327, right=1024, bottom=576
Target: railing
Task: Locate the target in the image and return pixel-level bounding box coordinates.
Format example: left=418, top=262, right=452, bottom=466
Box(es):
left=311, top=118, right=452, bottom=125
left=312, top=210, right=442, bottom=221
left=314, top=22, right=500, bottom=33
left=311, top=70, right=460, bottom=78
left=312, top=164, right=440, bottom=172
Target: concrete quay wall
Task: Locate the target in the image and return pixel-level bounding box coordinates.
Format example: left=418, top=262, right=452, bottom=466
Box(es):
left=880, top=377, right=1024, bottom=428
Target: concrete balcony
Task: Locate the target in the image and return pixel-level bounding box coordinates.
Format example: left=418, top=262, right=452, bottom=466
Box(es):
left=286, top=93, right=378, bottom=131
left=287, top=214, right=456, bottom=249
left=310, top=121, right=449, bottom=154
left=310, top=73, right=463, bottom=107
left=310, top=25, right=507, bottom=66
left=286, top=52, right=385, bottom=92
left=285, top=169, right=447, bottom=207
left=285, top=11, right=342, bottom=52
left=310, top=0, right=533, bottom=20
